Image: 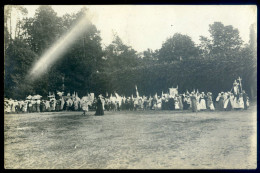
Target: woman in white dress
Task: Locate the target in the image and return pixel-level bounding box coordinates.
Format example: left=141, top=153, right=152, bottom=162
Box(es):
left=238, top=94, right=244, bottom=109
left=5, top=99, right=11, bottom=113
left=81, top=98, right=90, bottom=115
left=23, top=101, right=28, bottom=113
left=199, top=92, right=207, bottom=110
left=232, top=95, right=240, bottom=109
left=229, top=93, right=235, bottom=109
left=196, top=93, right=201, bottom=111
left=207, top=92, right=215, bottom=111
left=157, top=97, right=162, bottom=110
left=174, top=96, right=180, bottom=110
left=223, top=92, right=229, bottom=110
left=45, top=100, right=50, bottom=112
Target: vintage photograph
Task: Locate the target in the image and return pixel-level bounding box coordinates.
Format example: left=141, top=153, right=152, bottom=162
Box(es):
left=4, top=5, right=257, bottom=169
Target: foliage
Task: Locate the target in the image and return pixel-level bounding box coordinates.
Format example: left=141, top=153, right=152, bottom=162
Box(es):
left=158, top=33, right=199, bottom=62
left=4, top=38, right=37, bottom=99
left=199, top=22, right=243, bottom=59
left=4, top=7, right=257, bottom=101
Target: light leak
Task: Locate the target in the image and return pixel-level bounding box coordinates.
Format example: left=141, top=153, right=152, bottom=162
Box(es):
left=28, top=12, right=91, bottom=80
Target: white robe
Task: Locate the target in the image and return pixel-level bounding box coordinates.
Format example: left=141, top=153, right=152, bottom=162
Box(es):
left=210, top=103, right=215, bottom=110
left=224, top=98, right=229, bottom=109
left=232, top=97, right=239, bottom=109
left=199, top=98, right=207, bottom=110
left=239, top=97, right=244, bottom=109
left=174, top=100, right=179, bottom=109
left=157, top=99, right=162, bottom=109
left=196, top=96, right=201, bottom=111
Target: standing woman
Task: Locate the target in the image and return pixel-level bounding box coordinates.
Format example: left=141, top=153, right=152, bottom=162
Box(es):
left=178, top=94, right=183, bottom=110
left=95, top=95, right=104, bottom=116
left=215, top=93, right=221, bottom=110
left=199, top=92, right=207, bottom=111
left=219, top=92, right=225, bottom=111
left=207, top=92, right=215, bottom=111
left=190, top=92, right=197, bottom=112
left=81, top=97, right=89, bottom=115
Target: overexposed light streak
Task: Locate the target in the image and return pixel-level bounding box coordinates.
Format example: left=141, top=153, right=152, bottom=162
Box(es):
left=28, top=12, right=91, bottom=80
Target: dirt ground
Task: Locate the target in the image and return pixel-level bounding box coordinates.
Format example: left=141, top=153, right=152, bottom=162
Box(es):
left=4, top=105, right=257, bottom=169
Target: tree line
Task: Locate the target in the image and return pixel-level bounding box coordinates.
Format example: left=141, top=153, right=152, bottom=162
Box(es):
left=4, top=6, right=257, bottom=100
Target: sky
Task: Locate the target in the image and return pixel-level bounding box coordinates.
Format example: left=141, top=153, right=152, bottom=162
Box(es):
left=10, top=5, right=257, bottom=53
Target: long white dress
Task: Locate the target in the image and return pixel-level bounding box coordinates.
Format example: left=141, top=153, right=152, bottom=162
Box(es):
left=199, top=98, right=207, bottom=110
left=229, top=95, right=234, bottom=109
left=5, top=101, right=11, bottom=113
left=174, top=98, right=180, bottom=110
left=232, top=97, right=239, bottom=109
left=208, top=96, right=215, bottom=110
left=224, top=98, right=229, bottom=109
left=239, top=97, right=244, bottom=109
left=23, top=102, right=28, bottom=112
left=157, top=98, right=162, bottom=110
left=196, top=96, right=201, bottom=111
left=81, top=101, right=89, bottom=112
left=60, top=98, right=65, bottom=110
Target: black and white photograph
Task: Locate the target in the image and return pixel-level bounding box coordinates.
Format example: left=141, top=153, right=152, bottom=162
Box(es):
left=4, top=5, right=257, bottom=169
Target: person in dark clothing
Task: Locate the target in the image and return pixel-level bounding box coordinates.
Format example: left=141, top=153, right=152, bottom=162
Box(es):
left=242, top=90, right=248, bottom=110
left=162, top=97, right=166, bottom=110
left=183, top=96, right=189, bottom=110
left=130, top=98, right=134, bottom=111
left=168, top=97, right=174, bottom=110
left=219, top=93, right=225, bottom=111
left=95, top=96, right=104, bottom=116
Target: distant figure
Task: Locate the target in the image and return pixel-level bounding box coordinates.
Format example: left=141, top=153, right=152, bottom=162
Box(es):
left=95, top=96, right=104, bottom=116
left=219, top=93, right=224, bottom=111
left=242, top=90, right=248, bottom=110
left=190, top=92, right=197, bottom=112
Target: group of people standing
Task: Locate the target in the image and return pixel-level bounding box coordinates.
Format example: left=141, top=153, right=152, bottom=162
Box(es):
left=4, top=78, right=250, bottom=115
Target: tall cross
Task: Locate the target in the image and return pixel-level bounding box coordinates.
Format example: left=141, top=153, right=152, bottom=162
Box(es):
left=237, top=77, right=242, bottom=83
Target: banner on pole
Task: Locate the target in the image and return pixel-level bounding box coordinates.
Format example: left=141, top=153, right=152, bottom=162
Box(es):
left=169, top=87, right=178, bottom=96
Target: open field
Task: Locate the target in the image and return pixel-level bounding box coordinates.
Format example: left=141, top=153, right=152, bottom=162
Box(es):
left=4, top=106, right=257, bottom=169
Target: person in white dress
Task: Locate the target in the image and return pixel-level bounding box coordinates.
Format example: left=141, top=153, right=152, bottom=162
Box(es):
left=196, top=93, right=201, bottom=111
left=174, top=96, right=180, bottom=110
left=229, top=93, right=235, bottom=109
left=60, top=97, right=65, bottom=110
left=23, top=101, right=28, bottom=113
left=157, top=97, right=162, bottom=110
left=81, top=98, right=90, bottom=115
left=5, top=99, right=11, bottom=113
left=199, top=92, right=207, bottom=110
left=207, top=92, right=215, bottom=111
left=238, top=93, right=244, bottom=109
left=232, top=95, right=240, bottom=109
left=223, top=92, right=229, bottom=110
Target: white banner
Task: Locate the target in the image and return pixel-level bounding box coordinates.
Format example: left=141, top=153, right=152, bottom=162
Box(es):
left=169, top=88, right=178, bottom=96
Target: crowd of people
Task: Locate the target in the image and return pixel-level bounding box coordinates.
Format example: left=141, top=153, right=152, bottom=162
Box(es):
left=4, top=78, right=250, bottom=114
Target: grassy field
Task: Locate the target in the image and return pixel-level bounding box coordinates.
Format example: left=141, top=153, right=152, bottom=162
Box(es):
left=4, top=106, right=257, bottom=169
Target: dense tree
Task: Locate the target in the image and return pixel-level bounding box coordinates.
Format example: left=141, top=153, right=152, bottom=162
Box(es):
left=54, top=8, right=104, bottom=96
left=4, top=38, right=37, bottom=99
left=23, top=5, right=62, bottom=55
left=103, top=35, right=140, bottom=71
left=158, top=33, right=199, bottom=62
left=249, top=23, right=257, bottom=57
left=4, top=7, right=256, bottom=100
left=199, top=22, right=243, bottom=59
left=4, top=5, right=28, bottom=50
